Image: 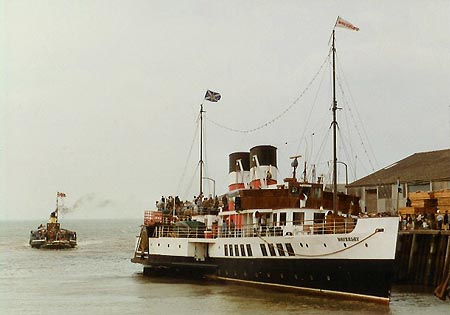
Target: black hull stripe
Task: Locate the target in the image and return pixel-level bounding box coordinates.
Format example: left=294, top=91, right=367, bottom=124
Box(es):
left=134, top=255, right=394, bottom=302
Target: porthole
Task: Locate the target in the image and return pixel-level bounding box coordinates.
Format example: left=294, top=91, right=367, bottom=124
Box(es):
left=294, top=274, right=298, bottom=280
left=343, top=243, right=347, bottom=247
left=326, top=275, right=331, bottom=281
left=306, top=244, right=309, bottom=248
left=323, top=243, right=327, bottom=247
left=280, top=273, right=284, bottom=279
left=158, top=243, right=160, bottom=247
left=300, top=243, right=303, bottom=247
left=179, top=245, right=181, bottom=248
left=365, top=243, right=369, bottom=247
left=267, top=273, right=271, bottom=278
left=309, top=275, right=314, bottom=281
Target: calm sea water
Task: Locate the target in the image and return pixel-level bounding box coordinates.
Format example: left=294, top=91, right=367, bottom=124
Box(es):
left=1, top=219, right=448, bottom=315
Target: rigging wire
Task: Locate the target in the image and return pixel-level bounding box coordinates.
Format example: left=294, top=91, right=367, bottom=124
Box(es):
left=294, top=48, right=333, bottom=158
left=183, top=162, right=200, bottom=199
left=176, top=112, right=200, bottom=196
left=309, top=126, right=332, bottom=181
left=206, top=52, right=331, bottom=134
left=202, top=113, right=213, bottom=196
left=335, top=52, right=379, bottom=172
left=337, top=127, right=357, bottom=183
left=334, top=50, right=393, bottom=199
left=302, top=49, right=334, bottom=183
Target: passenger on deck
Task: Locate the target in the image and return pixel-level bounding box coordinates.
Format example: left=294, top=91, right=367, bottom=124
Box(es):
left=229, top=219, right=235, bottom=236
left=221, top=219, right=228, bottom=237
left=213, top=196, right=219, bottom=210
left=221, top=195, right=228, bottom=211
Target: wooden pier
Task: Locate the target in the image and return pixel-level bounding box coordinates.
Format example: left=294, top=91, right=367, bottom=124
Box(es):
left=394, top=230, right=450, bottom=289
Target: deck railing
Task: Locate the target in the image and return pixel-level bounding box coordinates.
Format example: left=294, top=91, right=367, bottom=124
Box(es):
left=150, top=218, right=357, bottom=239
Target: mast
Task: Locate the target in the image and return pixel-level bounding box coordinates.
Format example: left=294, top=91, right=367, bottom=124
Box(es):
left=55, top=192, right=59, bottom=222
left=199, top=89, right=220, bottom=197
left=332, top=29, right=338, bottom=212
left=56, top=192, right=59, bottom=222
left=199, top=104, right=204, bottom=196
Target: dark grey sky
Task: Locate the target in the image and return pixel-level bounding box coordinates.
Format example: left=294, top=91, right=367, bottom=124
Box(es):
left=1, top=1, right=449, bottom=220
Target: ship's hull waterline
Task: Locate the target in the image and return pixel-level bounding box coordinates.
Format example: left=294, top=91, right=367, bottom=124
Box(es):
left=133, top=254, right=394, bottom=303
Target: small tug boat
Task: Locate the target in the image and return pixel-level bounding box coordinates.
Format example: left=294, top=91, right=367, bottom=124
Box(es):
left=29, top=192, right=77, bottom=249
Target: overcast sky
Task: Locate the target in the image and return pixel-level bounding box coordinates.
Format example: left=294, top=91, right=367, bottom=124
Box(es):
left=1, top=1, right=449, bottom=220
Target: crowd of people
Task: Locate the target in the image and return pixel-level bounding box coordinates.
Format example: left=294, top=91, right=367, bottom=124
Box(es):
left=155, top=194, right=227, bottom=217
left=400, top=210, right=449, bottom=231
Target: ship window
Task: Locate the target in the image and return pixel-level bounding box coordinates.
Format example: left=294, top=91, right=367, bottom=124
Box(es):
left=279, top=213, right=287, bottom=226
left=276, top=243, right=285, bottom=256
left=240, top=244, right=246, bottom=256
left=260, top=244, right=268, bottom=256
left=293, top=212, right=304, bottom=225
left=285, top=243, right=295, bottom=256
left=314, top=213, right=325, bottom=224
left=234, top=244, right=240, bottom=256
left=246, top=244, right=253, bottom=256
left=268, top=243, right=276, bottom=256
left=224, top=244, right=228, bottom=256
left=229, top=244, right=234, bottom=256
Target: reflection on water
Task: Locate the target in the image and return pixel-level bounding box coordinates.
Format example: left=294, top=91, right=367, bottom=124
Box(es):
left=0, top=220, right=448, bottom=315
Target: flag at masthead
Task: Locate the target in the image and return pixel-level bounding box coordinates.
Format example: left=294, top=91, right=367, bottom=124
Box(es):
left=335, top=16, right=360, bottom=31
left=204, top=90, right=221, bottom=102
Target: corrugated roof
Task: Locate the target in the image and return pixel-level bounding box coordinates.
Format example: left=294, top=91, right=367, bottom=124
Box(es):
left=348, top=149, right=450, bottom=187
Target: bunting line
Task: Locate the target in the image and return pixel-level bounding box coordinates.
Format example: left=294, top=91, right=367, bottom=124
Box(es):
left=206, top=51, right=331, bottom=134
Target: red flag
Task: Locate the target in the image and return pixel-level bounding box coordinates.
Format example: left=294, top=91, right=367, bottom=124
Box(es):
left=335, top=16, right=359, bottom=31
